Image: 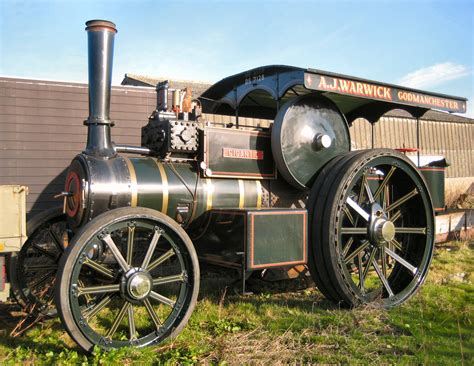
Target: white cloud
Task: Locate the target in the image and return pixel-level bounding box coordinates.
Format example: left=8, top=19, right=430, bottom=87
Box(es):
left=397, top=62, right=470, bottom=89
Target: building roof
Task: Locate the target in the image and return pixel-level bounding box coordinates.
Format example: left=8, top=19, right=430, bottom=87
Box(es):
left=121, top=73, right=211, bottom=97
left=384, top=108, right=473, bottom=123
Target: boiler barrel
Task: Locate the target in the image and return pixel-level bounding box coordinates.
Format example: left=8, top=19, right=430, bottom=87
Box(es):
left=126, top=157, right=262, bottom=222
left=65, top=154, right=262, bottom=227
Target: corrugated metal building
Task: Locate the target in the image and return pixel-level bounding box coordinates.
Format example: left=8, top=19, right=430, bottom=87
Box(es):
left=0, top=76, right=472, bottom=216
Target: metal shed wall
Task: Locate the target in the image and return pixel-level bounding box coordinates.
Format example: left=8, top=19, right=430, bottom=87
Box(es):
left=350, top=117, right=474, bottom=178
left=0, top=77, right=155, bottom=215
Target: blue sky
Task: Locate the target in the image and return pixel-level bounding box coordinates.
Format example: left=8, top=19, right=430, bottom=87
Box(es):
left=1, top=0, right=473, bottom=116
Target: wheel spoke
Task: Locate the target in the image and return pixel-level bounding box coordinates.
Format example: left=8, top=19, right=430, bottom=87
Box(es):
left=363, top=176, right=375, bottom=203
left=31, top=244, right=57, bottom=260
left=102, top=234, right=130, bottom=272
left=385, top=247, right=418, bottom=275
left=30, top=270, right=55, bottom=290
left=374, top=166, right=396, bottom=201
left=126, top=225, right=135, bottom=266
left=385, top=188, right=418, bottom=213
left=390, top=238, right=403, bottom=251
left=372, top=257, right=394, bottom=297
left=394, top=227, right=426, bottom=235
left=142, top=228, right=162, bottom=269
left=346, top=197, right=370, bottom=221
left=361, top=247, right=377, bottom=281
left=48, top=227, right=65, bottom=253
left=143, top=298, right=162, bottom=329
left=380, top=245, right=387, bottom=278
left=342, top=237, right=354, bottom=258
left=357, top=252, right=365, bottom=293
left=149, top=291, right=176, bottom=307
left=390, top=210, right=402, bottom=223
left=83, top=257, right=115, bottom=279
left=25, top=264, right=59, bottom=271
left=147, top=249, right=175, bottom=272
left=344, top=240, right=370, bottom=264
left=77, top=280, right=93, bottom=303
left=358, top=172, right=367, bottom=204
left=128, top=304, right=137, bottom=340
left=83, top=295, right=113, bottom=320
left=340, top=227, right=367, bottom=235
left=343, top=207, right=355, bottom=226
left=106, top=301, right=130, bottom=339
left=77, top=283, right=120, bottom=296
left=383, top=183, right=390, bottom=210
left=152, top=273, right=186, bottom=286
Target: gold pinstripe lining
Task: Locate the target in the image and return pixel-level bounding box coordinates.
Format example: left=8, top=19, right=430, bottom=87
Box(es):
left=155, top=161, right=169, bottom=214
left=238, top=180, right=245, bottom=209
left=124, top=157, right=138, bottom=207
left=256, top=180, right=262, bottom=209
left=206, top=179, right=213, bottom=211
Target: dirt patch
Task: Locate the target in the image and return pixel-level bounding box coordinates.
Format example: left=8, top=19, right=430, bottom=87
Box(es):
left=205, top=329, right=319, bottom=364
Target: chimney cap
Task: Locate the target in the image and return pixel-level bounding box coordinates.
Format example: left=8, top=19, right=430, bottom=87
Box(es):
left=85, top=20, right=117, bottom=33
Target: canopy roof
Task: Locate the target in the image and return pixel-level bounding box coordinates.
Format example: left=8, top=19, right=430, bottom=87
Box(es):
left=199, top=65, right=468, bottom=123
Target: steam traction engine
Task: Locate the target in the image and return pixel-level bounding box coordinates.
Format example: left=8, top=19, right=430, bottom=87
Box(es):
left=10, top=20, right=468, bottom=351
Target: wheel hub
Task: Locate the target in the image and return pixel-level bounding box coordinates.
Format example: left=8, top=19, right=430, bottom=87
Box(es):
left=373, top=219, right=395, bottom=243
left=129, top=273, right=152, bottom=299
left=368, top=203, right=395, bottom=246
left=121, top=268, right=152, bottom=301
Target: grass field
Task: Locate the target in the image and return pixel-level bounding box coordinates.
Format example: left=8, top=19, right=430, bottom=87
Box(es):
left=0, top=240, right=472, bottom=365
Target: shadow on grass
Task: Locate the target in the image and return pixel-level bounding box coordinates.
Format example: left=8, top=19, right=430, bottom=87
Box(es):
left=0, top=333, right=68, bottom=356
left=0, top=302, right=81, bottom=356
left=0, top=262, right=344, bottom=359
left=198, top=263, right=344, bottom=312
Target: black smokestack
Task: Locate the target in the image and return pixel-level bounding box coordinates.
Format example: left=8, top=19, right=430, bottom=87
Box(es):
left=84, top=20, right=117, bottom=157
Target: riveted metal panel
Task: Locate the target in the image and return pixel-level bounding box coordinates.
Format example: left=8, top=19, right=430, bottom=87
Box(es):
left=203, top=127, right=276, bottom=179
left=246, top=209, right=307, bottom=270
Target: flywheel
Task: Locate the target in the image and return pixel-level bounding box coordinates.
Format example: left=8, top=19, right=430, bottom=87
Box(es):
left=271, top=93, right=350, bottom=190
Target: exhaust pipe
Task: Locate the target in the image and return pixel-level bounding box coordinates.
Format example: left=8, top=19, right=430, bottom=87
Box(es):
left=84, top=20, right=117, bottom=158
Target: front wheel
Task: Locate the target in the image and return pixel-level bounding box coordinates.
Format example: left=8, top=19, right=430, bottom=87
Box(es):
left=308, top=149, right=435, bottom=308
left=55, top=207, right=200, bottom=352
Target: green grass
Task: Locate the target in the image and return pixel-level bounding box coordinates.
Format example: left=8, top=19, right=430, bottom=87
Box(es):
left=0, top=240, right=472, bottom=365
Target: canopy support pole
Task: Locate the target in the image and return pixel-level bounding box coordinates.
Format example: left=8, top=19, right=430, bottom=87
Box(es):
left=416, top=118, right=421, bottom=167
left=371, top=122, right=375, bottom=148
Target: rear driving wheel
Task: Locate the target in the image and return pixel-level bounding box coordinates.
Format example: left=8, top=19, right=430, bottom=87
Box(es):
left=310, top=149, right=435, bottom=308
left=9, top=207, right=68, bottom=316
left=56, top=207, right=199, bottom=351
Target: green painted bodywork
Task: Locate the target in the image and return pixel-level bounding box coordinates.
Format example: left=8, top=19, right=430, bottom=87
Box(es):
left=133, top=158, right=169, bottom=211
left=247, top=209, right=307, bottom=269
left=420, top=168, right=445, bottom=211
left=129, top=157, right=260, bottom=224
left=193, top=208, right=307, bottom=271
left=203, top=127, right=276, bottom=179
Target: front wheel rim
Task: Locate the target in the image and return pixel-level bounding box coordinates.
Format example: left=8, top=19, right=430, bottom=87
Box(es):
left=67, top=216, right=196, bottom=348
